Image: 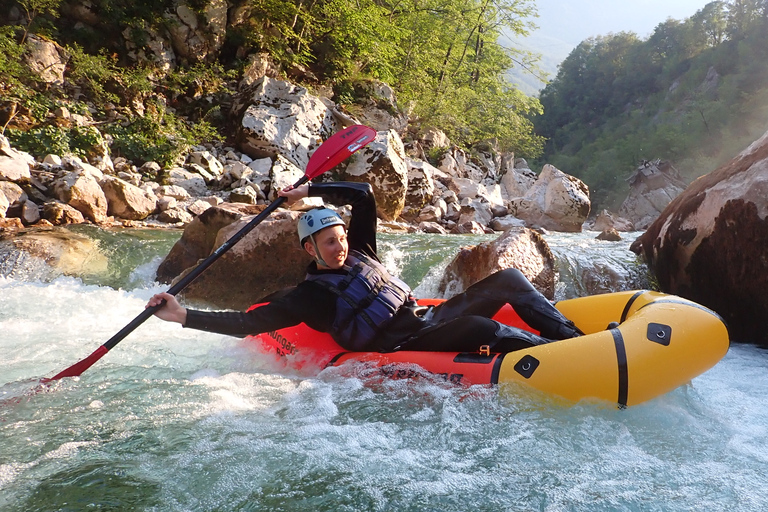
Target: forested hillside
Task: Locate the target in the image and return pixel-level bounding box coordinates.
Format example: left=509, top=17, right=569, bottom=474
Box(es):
left=535, top=0, right=768, bottom=210
left=0, top=0, right=544, bottom=166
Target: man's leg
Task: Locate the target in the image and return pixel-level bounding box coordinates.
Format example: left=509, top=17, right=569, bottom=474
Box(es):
left=430, top=268, right=583, bottom=340
left=394, top=315, right=549, bottom=352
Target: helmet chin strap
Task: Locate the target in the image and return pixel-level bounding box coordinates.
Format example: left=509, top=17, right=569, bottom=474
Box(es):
left=309, top=233, right=330, bottom=268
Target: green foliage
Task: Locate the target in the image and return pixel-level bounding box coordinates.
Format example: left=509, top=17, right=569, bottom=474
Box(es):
left=164, top=62, right=237, bottom=99
left=535, top=0, right=768, bottom=211
left=107, top=103, right=221, bottom=167
left=6, top=125, right=105, bottom=159
left=65, top=43, right=120, bottom=104
left=0, top=27, right=28, bottom=90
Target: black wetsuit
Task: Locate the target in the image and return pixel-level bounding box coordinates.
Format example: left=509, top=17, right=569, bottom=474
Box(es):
left=184, top=182, right=581, bottom=353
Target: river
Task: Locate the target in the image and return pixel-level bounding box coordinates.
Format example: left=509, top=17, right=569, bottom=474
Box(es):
left=1, top=227, right=767, bottom=511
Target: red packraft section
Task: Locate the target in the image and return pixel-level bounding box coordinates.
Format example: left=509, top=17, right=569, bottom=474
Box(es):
left=245, top=300, right=537, bottom=385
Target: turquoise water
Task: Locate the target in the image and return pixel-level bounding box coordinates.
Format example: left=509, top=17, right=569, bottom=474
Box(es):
left=2, top=228, right=767, bottom=511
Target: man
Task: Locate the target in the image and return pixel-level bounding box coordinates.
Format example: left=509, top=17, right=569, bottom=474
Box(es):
left=147, top=181, right=582, bottom=352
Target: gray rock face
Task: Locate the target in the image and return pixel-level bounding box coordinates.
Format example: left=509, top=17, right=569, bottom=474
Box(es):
left=234, top=77, right=340, bottom=169
left=619, top=160, right=687, bottom=230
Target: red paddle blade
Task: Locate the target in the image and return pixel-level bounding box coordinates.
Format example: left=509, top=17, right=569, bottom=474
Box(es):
left=305, top=125, right=376, bottom=179
left=42, top=346, right=109, bottom=382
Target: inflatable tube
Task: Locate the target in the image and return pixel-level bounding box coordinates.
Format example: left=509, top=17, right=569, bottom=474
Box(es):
left=245, top=290, right=730, bottom=407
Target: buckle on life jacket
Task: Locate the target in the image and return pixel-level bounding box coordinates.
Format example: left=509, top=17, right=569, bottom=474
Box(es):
left=479, top=345, right=491, bottom=356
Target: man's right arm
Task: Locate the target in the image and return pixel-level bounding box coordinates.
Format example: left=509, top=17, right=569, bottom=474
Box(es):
left=149, top=283, right=336, bottom=337
left=308, top=182, right=378, bottom=257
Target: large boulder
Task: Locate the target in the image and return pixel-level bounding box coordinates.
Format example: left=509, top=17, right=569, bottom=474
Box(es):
left=343, top=129, right=408, bottom=221
left=157, top=204, right=312, bottom=310
left=23, top=34, right=68, bottom=84
left=500, top=165, right=537, bottom=200
left=508, top=164, right=591, bottom=232
left=402, top=158, right=437, bottom=219
left=619, top=159, right=687, bottom=229
left=233, top=76, right=340, bottom=169
left=437, top=227, right=557, bottom=300
left=592, top=209, right=635, bottom=232
left=438, top=147, right=484, bottom=182
left=42, top=202, right=86, bottom=225
left=631, top=130, right=768, bottom=345
left=0, top=135, right=33, bottom=182
left=52, top=172, right=109, bottom=223
left=100, top=176, right=157, bottom=220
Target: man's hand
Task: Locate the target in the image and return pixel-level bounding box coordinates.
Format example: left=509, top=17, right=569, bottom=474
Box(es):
left=146, top=292, right=188, bottom=325
left=278, top=183, right=309, bottom=205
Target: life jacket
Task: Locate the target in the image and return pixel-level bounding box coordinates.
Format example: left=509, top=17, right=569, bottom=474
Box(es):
left=305, top=250, right=412, bottom=351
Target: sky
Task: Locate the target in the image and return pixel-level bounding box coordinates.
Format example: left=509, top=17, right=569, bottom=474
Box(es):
left=507, top=0, right=717, bottom=93
left=532, top=0, right=717, bottom=45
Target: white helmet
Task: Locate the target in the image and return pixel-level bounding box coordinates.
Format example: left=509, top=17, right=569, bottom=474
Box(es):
left=297, top=207, right=345, bottom=246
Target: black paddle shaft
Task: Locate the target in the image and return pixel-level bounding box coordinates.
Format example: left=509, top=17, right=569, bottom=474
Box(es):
left=103, top=186, right=298, bottom=351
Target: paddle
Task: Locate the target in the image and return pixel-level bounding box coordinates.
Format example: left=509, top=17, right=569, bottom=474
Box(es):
left=43, top=124, right=377, bottom=382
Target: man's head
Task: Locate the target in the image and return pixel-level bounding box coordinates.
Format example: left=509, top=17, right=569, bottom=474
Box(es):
left=297, top=208, right=348, bottom=269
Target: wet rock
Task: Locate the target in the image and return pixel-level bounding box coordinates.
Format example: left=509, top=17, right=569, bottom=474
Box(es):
left=631, top=130, right=768, bottom=344
left=437, top=227, right=557, bottom=299
left=596, top=228, right=622, bottom=241
left=157, top=204, right=312, bottom=309
left=0, top=228, right=109, bottom=280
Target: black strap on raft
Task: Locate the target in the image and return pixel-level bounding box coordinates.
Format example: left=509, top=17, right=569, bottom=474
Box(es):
left=610, top=327, right=629, bottom=409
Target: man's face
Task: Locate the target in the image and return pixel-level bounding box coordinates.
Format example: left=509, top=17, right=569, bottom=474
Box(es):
left=304, top=224, right=348, bottom=269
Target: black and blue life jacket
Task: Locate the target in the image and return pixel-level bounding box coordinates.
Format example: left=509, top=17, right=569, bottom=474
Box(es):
left=305, top=250, right=412, bottom=351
